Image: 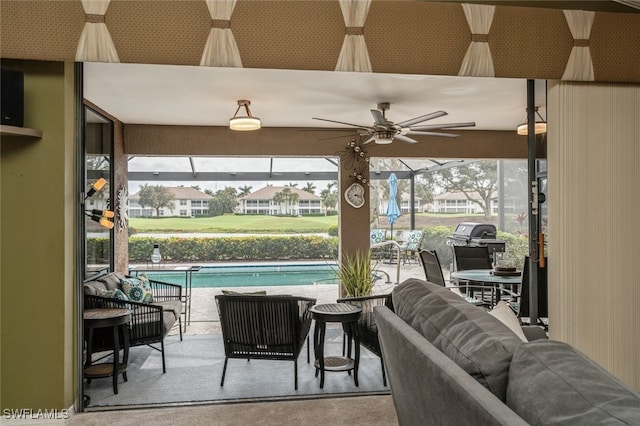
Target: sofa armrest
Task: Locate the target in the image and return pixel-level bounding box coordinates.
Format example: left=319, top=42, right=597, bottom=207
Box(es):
left=521, top=325, right=547, bottom=341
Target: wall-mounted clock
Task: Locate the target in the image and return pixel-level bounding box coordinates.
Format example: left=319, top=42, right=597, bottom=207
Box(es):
left=344, top=182, right=365, bottom=209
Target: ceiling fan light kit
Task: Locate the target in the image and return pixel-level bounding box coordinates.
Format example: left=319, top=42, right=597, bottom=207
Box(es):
left=229, top=99, right=261, bottom=131
left=313, top=102, right=476, bottom=144
left=516, top=106, right=547, bottom=135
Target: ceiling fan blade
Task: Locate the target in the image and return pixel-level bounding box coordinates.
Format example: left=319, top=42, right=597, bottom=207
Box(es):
left=408, top=131, right=459, bottom=138
left=370, top=109, right=386, bottom=125
left=396, top=110, right=448, bottom=127
left=409, top=121, right=476, bottom=131
left=394, top=134, right=419, bottom=144
left=312, top=117, right=371, bottom=130
left=362, top=135, right=376, bottom=145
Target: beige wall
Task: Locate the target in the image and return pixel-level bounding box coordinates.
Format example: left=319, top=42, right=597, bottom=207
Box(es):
left=1, top=60, right=77, bottom=409
left=548, top=81, right=640, bottom=390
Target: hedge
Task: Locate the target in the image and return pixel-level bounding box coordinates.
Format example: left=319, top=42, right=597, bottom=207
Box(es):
left=123, top=235, right=339, bottom=262
left=88, top=227, right=529, bottom=266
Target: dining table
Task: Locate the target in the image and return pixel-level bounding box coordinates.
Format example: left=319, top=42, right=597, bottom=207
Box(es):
left=450, top=269, right=522, bottom=307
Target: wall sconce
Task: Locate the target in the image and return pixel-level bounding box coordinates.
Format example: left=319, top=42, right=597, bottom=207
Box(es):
left=85, top=177, right=107, bottom=199
left=516, top=107, right=547, bottom=135
left=85, top=209, right=115, bottom=229
left=229, top=100, right=261, bottom=131
left=84, top=177, right=114, bottom=229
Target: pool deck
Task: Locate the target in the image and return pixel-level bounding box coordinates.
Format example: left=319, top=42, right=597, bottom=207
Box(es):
left=131, top=260, right=428, bottom=335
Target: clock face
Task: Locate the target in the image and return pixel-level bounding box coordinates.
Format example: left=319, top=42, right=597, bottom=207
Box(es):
left=344, top=182, right=365, bottom=208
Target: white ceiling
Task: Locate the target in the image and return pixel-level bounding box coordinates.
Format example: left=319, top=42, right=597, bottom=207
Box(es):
left=84, top=63, right=544, bottom=132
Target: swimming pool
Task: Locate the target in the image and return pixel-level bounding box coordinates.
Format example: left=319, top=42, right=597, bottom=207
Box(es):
left=131, top=263, right=340, bottom=288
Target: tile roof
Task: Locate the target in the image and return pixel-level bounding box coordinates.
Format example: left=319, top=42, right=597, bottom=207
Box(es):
left=239, top=186, right=321, bottom=201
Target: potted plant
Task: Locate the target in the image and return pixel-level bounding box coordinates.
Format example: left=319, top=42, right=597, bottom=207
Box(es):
left=335, top=250, right=375, bottom=297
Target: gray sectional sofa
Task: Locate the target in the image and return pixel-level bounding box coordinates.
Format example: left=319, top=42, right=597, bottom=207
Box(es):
left=375, top=278, right=640, bottom=425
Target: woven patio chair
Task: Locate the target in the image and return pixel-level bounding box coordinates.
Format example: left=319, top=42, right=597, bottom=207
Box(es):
left=84, top=275, right=183, bottom=373
left=215, top=294, right=316, bottom=390
left=336, top=293, right=393, bottom=386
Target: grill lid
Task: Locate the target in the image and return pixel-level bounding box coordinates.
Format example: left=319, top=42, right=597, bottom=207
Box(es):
left=452, top=222, right=497, bottom=239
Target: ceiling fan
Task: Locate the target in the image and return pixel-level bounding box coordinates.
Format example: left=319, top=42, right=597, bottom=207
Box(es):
left=312, top=102, right=476, bottom=144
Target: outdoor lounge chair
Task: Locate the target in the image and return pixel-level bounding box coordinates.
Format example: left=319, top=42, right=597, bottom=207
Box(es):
left=83, top=272, right=183, bottom=374
left=215, top=294, right=316, bottom=390
left=400, top=230, right=424, bottom=264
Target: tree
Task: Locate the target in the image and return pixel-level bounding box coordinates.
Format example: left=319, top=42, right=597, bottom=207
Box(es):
left=209, top=186, right=238, bottom=216
left=238, top=185, right=252, bottom=197
left=320, top=182, right=338, bottom=214
left=272, top=190, right=286, bottom=214
left=302, top=182, right=316, bottom=194
left=433, top=161, right=497, bottom=219
left=137, top=184, right=174, bottom=217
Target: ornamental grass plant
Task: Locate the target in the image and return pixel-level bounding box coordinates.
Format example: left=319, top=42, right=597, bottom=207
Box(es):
left=335, top=250, right=375, bottom=297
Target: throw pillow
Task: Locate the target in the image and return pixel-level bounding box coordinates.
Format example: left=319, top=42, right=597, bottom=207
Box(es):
left=99, top=288, right=129, bottom=302
left=488, top=301, right=527, bottom=342
left=120, top=277, right=153, bottom=303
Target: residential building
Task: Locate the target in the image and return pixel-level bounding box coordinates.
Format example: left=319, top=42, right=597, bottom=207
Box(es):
left=129, top=187, right=213, bottom=217
left=378, top=193, right=423, bottom=215
left=432, top=191, right=518, bottom=215
left=237, top=186, right=323, bottom=215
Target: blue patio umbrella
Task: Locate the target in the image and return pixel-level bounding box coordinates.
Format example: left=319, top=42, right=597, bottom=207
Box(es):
left=386, top=173, right=401, bottom=239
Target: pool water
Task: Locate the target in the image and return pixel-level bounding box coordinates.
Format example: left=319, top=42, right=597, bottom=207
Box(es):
left=135, top=264, right=340, bottom=288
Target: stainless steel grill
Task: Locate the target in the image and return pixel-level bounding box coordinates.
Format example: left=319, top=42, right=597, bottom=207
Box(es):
left=446, top=222, right=506, bottom=268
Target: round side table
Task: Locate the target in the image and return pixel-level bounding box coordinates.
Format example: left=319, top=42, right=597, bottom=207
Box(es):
left=84, top=308, right=131, bottom=395
left=311, top=303, right=362, bottom=389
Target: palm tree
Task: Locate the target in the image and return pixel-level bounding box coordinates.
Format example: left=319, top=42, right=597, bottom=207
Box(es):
left=272, top=190, right=286, bottom=214
left=303, top=182, right=316, bottom=194
left=238, top=185, right=252, bottom=197
left=280, top=187, right=293, bottom=215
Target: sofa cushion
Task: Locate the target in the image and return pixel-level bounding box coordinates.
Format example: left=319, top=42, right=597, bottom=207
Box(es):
left=392, top=278, right=523, bottom=401
left=83, top=280, right=108, bottom=295
left=507, top=340, right=640, bottom=425
left=221, top=290, right=267, bottom=296
left=155, top=300, right=182, bottom=318
left=97, top=272, right=126, bottom=290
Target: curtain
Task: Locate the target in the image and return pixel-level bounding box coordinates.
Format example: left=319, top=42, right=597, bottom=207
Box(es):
left=75, top=0, right=120, bottom=62
left=335, top=0, right=372, bottom=72
left=458, top=3, right=495, bottom=77
left=561, top=10, right=595, bottom=81
left=200, top=0, right=242, bottom=67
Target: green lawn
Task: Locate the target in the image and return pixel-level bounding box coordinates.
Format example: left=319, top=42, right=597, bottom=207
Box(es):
left=129, top=215, right=338, bottom=233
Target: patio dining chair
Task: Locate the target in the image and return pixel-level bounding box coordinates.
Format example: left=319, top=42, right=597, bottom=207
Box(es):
left=513, top=256, right=548, bottom=329
left=215, top=294, right=316, bottom=390
left=419, top=249, right=489, bottom=307
left=452, top=245, right=494, bottom=304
